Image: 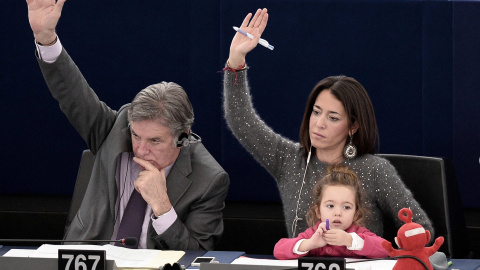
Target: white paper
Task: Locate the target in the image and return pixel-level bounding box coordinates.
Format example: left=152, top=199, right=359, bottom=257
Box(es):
left=346, top=259, right=396, bottom=270
left=231, top=256, right=395, bottom=270
left=232, top=256, right=298, bottom=267
left=6, top=244, right=184, bottom=269
left=3, top=249, right=36, bottom=257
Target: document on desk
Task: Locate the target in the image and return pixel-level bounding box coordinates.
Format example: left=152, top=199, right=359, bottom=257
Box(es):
left=232, top=256, right=396, bottom=270
left=4, top=244, right=185, bottom=269
left=347, top=258, right=396, bottom=270
left=232, top=257, right=297, bottom=267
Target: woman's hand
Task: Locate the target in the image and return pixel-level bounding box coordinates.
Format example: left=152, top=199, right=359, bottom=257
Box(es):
left=227, top=8, right=269, bottom=68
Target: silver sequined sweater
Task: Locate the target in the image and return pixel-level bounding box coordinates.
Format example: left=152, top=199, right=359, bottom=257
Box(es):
left=223, top=69, right=433, bottom=238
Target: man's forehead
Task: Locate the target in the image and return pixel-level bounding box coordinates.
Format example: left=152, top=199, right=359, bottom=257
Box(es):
left=130, top=120, right=172, bottom=137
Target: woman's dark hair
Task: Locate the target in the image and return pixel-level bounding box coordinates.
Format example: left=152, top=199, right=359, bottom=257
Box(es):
left=299, top=75, right=379, bottom=157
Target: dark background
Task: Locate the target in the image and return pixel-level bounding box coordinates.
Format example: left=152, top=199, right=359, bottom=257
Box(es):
left=1, top=0, right=479, bottom=213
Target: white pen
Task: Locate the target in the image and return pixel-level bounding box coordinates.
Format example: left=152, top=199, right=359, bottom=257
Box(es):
left=233, top=26, right=274, bottom=50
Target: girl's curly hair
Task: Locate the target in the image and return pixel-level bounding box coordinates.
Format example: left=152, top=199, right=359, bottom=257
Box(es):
left=305, top=164, right=368, bottom=227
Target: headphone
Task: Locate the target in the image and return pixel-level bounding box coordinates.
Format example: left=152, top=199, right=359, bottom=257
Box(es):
left=291, top=145, right=312, bottom=236
left=176, top=132, right=202, bottom=147
left=158, top=263, right=185, bottom=270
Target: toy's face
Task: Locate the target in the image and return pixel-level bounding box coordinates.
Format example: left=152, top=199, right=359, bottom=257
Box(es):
left=315, top=185, right=356, bottom=231
left=396, top=226, right=428, bottom=250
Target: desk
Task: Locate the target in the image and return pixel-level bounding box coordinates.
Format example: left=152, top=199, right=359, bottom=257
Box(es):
left=448, top=259, right=480, bottom=270
left=178, top=250, right=245, bottom=269
left=3, top=247, right=270, bottom=269
left=1, top=246, right=480, bottom=270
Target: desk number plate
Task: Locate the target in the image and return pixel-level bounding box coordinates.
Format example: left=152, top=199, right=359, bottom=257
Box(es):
left=58, top=249, right=106, bottom=270
left=299, top=257, right=346, bottom=270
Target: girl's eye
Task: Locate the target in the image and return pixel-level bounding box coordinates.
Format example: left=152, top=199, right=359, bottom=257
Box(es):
left=344, top=206, right=351, bottom=210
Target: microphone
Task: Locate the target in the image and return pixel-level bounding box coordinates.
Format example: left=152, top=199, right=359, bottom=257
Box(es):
left=0, top=237, right=138, bottom=247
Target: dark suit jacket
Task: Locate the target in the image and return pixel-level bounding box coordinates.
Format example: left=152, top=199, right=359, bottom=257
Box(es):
left=37, top=48, right=230, bottom=250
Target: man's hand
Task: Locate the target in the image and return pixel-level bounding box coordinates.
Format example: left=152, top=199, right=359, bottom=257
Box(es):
left=323, top=229, right=353, bottom=247
left=26, top=0, right=66, bottom=44
left=133, top=157, right=172, bottom=217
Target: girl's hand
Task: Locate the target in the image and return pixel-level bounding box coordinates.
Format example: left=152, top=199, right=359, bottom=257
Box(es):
left=317, top=221, right=328, bottom=234
left=298, top=223, right=328, bottom=252
left=323, top=229, right=353, bottom=247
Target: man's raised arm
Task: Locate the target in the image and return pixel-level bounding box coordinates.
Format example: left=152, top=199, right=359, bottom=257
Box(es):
left=26, top=0, right=66, bottom=45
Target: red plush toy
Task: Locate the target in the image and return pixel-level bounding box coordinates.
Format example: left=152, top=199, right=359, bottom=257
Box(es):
left=381, top=208, right=444, bottom=270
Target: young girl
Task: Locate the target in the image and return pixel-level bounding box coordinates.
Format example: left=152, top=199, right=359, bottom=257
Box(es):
left=274, top=164, right=388, bottom=259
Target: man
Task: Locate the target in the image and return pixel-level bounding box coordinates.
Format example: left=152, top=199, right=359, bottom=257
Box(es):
left=26, top=0, right=229, bottom=250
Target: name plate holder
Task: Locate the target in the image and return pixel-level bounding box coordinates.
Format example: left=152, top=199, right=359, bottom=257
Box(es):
left=59, top=249, right=109, bottom=270
left=298, top=257, right=346, bottom=270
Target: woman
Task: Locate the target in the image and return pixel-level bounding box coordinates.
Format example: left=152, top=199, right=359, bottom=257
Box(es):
left=222, top=8, right=433, bottom=239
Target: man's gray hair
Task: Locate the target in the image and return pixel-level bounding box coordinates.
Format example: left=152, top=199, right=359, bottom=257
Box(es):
left=127, top=82, right=194, bottom=138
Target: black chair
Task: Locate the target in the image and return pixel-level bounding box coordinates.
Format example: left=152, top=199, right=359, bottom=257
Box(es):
left=65, top=150, right=95, bottom=235
left=378, top=154, right=471, bottom=258
left=215, top=200, right=287, bottom=254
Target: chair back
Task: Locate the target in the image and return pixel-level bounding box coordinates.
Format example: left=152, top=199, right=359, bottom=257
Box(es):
left=378, top=154, right=469, bottom=258
left=65, top=150, right=95, bottom=235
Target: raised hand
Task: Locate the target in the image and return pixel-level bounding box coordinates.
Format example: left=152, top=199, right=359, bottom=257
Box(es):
left=133, top=157, right=172, bottom=216
left=26, top=0, right=66, bottom=45
left=228, top=8, right=269, bottom=68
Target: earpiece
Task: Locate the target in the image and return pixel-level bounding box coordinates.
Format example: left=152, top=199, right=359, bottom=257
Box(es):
left=176, top=132, right=202, bottom=147
left=176, top=133, right=189, bottom=147
left=158, top=263, right=185, bottom=270
left=292, top=145, right=313, bottom=236
left=306, top=145, right=312, bottom=164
